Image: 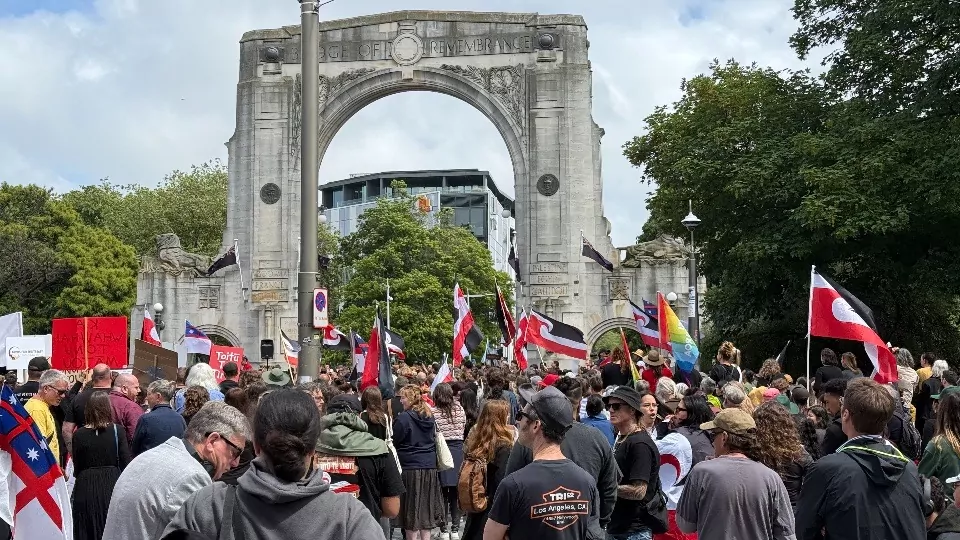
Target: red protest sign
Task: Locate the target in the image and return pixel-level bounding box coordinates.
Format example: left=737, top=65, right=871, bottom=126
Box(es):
left=52, top=317, right=128, bottom=370
left=209, top=345, right=244, bottom=383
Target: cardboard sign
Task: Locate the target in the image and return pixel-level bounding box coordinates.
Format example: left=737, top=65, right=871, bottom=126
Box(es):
left=5, top=335, right=52, bottom=369
left=52, top=317, right=128, bottom=370
left=209, top=345, right=245, bottom=383
left=132, top=339, right=180, bottom=387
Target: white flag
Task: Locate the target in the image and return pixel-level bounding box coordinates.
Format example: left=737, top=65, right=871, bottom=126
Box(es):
left=0, top=312, right=24, bottom=368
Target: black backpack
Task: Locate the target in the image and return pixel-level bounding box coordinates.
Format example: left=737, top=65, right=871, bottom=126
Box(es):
left=886, top=408, right=922, bottom=461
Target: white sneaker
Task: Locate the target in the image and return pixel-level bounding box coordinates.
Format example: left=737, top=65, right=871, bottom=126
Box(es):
left=437, top=533, right=450, bottom=540
left=450, top=532, right=460, bottom=540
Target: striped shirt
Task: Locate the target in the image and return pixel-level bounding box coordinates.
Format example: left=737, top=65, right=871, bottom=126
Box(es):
left=432, top=402, right=466, bottom=441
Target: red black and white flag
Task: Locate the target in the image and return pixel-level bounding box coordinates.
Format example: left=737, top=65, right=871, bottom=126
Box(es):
left=322, top=326, right=351, bottom=351
left=526, top=309, right=589, bottom=360
left=630, top=299, right=660, bottom=348
left=361, top=307, right=394, bottom=394
left=453, top=283, right=484, bottom=366
left=809, top=267, right=897, bottom=384
left=581, top=234, right=614, bottom=272
left=494, top=285, right=516, bottom=345
left=141, top=307, right=161, bottom=347
left=385, top=329, right=406, bottom=360
left=514, top=309, right=529, bottom=370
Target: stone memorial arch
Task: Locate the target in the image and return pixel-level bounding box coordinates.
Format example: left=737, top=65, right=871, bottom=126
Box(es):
left=138, top=11, right=699, bottom=362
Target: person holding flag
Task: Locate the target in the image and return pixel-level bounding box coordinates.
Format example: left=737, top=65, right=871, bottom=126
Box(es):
left=635, top=349, right=673, bottom=390
left=657, top=292, right=700, bottom=376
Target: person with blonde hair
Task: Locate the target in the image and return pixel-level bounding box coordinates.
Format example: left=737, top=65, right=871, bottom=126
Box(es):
left=393, top=385, right=444, bottom=540
left=461, top=400, right=514, bottom=540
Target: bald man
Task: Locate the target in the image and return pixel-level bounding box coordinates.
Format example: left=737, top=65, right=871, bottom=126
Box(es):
left=109, top=374, right=144, bottom=446
left=64, top=363, right=114, bottom=454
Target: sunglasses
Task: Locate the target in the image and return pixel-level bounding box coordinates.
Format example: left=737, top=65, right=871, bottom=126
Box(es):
left=207, top=432, right=243, bottom=459
left=46, top=387, right=68, bottom=396
left=517, top=410, right=538, bottom=423
left=609, top=403, right=626, bottom=411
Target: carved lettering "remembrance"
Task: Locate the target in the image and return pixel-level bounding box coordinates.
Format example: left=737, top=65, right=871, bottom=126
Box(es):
left=318, top=34, right=534, bottom=63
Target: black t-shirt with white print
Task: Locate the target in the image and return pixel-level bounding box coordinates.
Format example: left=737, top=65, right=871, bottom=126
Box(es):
left=608, top=430, right=659, bottom=535
left=488, top=459, right=601, bottom=540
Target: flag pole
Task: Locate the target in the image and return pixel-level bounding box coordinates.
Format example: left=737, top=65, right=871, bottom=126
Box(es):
left=234, top=239, right=244, bottom=300
left=806, top=265, right=815, bottom=391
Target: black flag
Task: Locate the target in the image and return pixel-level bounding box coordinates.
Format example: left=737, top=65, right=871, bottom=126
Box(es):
left=508, top=245, right=520, bottom=278
left=581, top=235, right=614, bottom=272
left=775, top=340, right=791, bottom=368
left=206, top=245, right=237, bottom=276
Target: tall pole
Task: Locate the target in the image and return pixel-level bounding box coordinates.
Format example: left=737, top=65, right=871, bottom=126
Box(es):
left=688, top=229, right=698, bottom=347
left=386, top=279, right=391, bottom=329
left=297, top=0, right=320, bottom=382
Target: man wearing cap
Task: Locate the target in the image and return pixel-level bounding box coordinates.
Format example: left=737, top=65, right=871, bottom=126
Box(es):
left=506, top=378, right=619, bottom=531
left=676, top=408, right=795, bottom=540
left=604, top=386, right=661, bottom=540
left=14, top=356, right=51, bottom=403
left=795, top=378, right=925, bottom=540
left=484, top=386, right=602, bottom=540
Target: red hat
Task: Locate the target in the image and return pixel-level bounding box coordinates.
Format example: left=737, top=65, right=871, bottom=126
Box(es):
left=540, top=374, right=560, bottom=388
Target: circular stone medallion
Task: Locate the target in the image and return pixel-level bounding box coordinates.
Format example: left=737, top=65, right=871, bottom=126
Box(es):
left=260, top=183, right=281, bottom=204
left=391, top=34, right=423, bottom=66
left=536, top=174, right=560, bottom=196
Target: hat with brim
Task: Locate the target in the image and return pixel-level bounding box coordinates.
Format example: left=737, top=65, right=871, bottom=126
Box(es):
left=262, top=366, right=291, bottom=387
left=643, top=353, right=665, bottom=367
left=700, top=408, right=756, bottom=435
left=632, top=349, right=645, bottom=358
left=602, top=385, right=645, bottom=412
left=946, top=474, right=960, bottom=486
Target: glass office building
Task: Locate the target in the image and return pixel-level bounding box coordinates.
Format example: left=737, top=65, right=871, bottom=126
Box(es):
left=319, top=169, right=515, bottom=275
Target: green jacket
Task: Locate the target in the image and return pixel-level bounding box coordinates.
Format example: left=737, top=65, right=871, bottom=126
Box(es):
left=315, top=412, right=388, bottom=457
left=918, top=437, right=960, bottom=486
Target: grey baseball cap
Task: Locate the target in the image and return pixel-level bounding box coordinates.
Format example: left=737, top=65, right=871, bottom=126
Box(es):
left=518, top=385, right=574, bottom=435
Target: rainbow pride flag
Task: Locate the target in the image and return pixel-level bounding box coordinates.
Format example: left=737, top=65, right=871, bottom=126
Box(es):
left=657, top=292, right=699, bottom=374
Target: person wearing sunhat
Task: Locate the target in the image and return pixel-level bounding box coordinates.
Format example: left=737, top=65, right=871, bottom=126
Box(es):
left=261, top=362, right=293, bottom=388
left=676, top=408, right=795, bottom=540
left=634, top=349, right=673, bottom=390
left=603, top=386, right=661, bottom=539
left=485, top=386, right=602, bottom=540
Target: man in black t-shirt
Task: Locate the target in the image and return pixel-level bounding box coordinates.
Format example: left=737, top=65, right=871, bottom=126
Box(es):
left=485, top=385, right=602, bottom=540
left=604, top=386, right=660, bottom=540
left=63, top=364, right=111, bottom=455
left=13, top=356, right=50, bottom=403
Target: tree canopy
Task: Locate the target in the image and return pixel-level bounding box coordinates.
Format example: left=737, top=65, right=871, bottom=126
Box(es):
left=332, top=181, right=512, bottom=364
left=61, top=161, right=228, bottom=256
left=0, top=184, right=138, bottom=334
left=623, top=57, right=960, bottom=371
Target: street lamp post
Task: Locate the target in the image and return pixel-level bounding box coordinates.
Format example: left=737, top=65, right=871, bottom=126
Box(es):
left=152, top=303, right=165, bottom=343
left=681, top=200, right=701, bottom=348
left=297, top=0, right=321, bottom=382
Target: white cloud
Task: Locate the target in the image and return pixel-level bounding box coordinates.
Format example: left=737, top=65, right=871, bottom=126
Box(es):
left=0, top=0, right=822, bottom=245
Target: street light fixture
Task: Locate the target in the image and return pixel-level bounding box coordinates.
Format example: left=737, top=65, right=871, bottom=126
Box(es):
left=680, top=200, right=701, bottom=348
left=152, top=302, right=165, bottom=342
left=665, top=291, right=678, bottom=307
left=318, top=205, right=328, bottom=225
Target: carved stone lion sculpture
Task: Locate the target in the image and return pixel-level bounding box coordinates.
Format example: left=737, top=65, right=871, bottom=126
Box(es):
left=152, top=233, right=211, bottom=277
left=621, top=234, right=691, bottom=268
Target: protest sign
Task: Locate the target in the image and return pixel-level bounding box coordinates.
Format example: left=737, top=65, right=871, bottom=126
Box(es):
left=52, top=317, right=128, bottom=370
left=5, top=335, right=52, bottom=369
left=0, top=312, right=24, bottom=368
left=209, top=345, right=245, bottom=383
left=132, top=339, right=179, bottom=387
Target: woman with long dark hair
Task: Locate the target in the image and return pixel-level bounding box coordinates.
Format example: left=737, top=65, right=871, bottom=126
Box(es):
left=753, top=401, right=812, bottom=508
left=361, top=386, right=389, bottom=441
left=459, top=386, right=479, bottom=439
left=670, top=394, right=715, bottom=464
left=394, top=385, right=444, bottom=540
left=163, top=389, right=382, bottom=538
left=72, top=391, right=131, bottom=540
left=919, top=392, right=960, bottom=484
left=431, top=383, right=466, bottom=540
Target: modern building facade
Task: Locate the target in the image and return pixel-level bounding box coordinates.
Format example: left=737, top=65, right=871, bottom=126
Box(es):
left=319, top=169, right=516, bottom=275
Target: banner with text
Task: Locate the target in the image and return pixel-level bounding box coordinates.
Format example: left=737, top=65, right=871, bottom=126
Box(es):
left=313, top=288, right=329, bottom=329
left=5, top=335, right=52, bottom=370
left=209, top=345, right=245, bottom=383
left=52, top=317, right=128, bottom=370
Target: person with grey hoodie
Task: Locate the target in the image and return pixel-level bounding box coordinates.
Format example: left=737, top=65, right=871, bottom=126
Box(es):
left=161, top=389, right=384, bottom=540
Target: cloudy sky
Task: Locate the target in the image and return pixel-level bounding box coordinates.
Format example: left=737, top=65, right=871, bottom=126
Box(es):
left=0, top=0, right=822, bottom=246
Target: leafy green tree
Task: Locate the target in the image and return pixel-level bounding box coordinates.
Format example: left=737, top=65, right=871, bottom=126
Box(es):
left=334, top=181, right=512, bottom=363
left=591, top=328, right=645, bottom=356
left=62, top=161, right=228, bottom=256
left=791, top=0, right=960, bottom=116
left=623, top=60, right=960, bottom=370
left=0, top=184, right=138, bottom=334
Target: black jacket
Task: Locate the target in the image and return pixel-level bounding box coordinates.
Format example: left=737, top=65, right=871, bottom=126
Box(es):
left=821, top=416, right=847, bottom=456
left=813, top=365, right=844, bottom=395
left=930, top=503, right=960, bottom=540
left=795, top=436, right=927, bottom=540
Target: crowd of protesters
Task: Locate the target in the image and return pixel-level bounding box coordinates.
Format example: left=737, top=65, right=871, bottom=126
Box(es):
left=3, top=340, right=960, bottom=540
